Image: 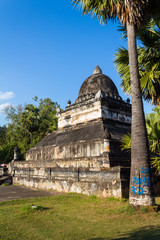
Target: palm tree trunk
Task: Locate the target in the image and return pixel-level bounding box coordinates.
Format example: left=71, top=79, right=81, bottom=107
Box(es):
left=127, top=23, right=155, bottom=206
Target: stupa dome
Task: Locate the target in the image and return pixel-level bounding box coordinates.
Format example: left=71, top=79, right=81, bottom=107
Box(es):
left=78, top=65, right=119, bottom=98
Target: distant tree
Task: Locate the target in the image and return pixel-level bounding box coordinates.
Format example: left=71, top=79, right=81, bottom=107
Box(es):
left=0, top=97, right=59, bottom=163
left=38, top=98, right=58, bottom=136
left=4, top=105, right=27, bottom=157
left=0, top=126, right=7, bottom=146
left=20, top=104, right=40, bottom=146
left=0, top=126, right=14, bottom=164
left=0, top=144, right=15, bottom=164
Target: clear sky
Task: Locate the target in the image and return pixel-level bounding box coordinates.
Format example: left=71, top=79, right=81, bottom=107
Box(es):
left=0, top=0, right=153, bottom=125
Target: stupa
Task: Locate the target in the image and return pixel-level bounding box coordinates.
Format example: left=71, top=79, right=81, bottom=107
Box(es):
left=10, top=66, right=131, bottom=197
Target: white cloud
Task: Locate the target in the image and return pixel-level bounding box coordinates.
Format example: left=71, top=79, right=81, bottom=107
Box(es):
left=0, top=103, right=11, bottom=113
left=0, top=91, right=14, bottom=100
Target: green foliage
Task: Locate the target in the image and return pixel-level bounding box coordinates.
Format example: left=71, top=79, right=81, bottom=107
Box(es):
left=72, top=0, right=154, bottom=26
left=121, top=133, right=131, bottom=152
left=146, top=107, right=160, bottom=152
left=0, top=143, right=15, bottom=164
left=151, top=153, right=160, bottom=173
left=0, top=126, right=7, bottom=146
left=121, top=107, right=160, bottom=172
left=0, top=97, right=59, bottom=163
left=115, top=18, right=160, bottom=105
left=146, top=107, right=160, bottom=172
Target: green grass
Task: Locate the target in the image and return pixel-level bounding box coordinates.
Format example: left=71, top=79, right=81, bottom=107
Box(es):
left=0, top=194, right=160, bottom=240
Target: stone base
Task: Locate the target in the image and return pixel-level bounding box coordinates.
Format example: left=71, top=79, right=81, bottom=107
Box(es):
left=9, top=161, right=130, bottom=198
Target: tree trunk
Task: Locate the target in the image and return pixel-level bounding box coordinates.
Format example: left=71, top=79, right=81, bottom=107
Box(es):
left=127, top=23, right=155, bottom=206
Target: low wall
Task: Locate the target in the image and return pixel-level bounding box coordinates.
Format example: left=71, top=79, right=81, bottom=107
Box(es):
left=9, top=161, right=129, bottom=198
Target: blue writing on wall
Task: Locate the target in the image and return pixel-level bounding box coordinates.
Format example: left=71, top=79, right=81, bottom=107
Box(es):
left=131, top=186, right=143, bottom=195
left=132, top=177, right=151, bottom=187
left=140, top=167, right=149, bottom=174
left=131, top=167, right=151, bottom=195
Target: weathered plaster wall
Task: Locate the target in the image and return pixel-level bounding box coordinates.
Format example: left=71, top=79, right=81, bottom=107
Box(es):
left=58, top=99, right=102, bottom=128
left=10, top=161, right=129, bottom=198
left=58, top=96, right=131, bottom=129
left=26, top=139, right=105, bottom=162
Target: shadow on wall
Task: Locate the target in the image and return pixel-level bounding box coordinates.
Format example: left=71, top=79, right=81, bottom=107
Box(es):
left=89, top=225, right=160, bottom=240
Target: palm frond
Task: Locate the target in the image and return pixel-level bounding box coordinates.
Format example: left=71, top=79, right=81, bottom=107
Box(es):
left=72, top=0, right=150, bottom=26
left=151, top=152, right=160, bottom=173
left=115, top=18, right=160, bottom=105
left=114, top=47, right=131, bottom=93
left=121, top=133, right=131, bottom=151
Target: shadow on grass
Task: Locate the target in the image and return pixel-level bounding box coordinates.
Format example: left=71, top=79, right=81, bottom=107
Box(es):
left=89, top=226, right=160, bottom=240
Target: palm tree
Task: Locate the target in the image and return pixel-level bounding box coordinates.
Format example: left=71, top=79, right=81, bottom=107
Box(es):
left=72, top=0, right=157, bottom=206
left=115, top=18, right=160, bottom=105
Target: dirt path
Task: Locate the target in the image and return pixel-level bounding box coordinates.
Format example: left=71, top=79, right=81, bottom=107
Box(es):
left=0, top=185, right=62, bottom=202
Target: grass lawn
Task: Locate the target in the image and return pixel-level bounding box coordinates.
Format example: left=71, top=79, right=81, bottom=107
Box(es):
left=0, top=193, right=160, bottom=240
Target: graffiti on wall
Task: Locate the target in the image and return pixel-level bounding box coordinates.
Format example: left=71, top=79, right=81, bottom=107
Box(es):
left=131, top=167, right=151, bottom=195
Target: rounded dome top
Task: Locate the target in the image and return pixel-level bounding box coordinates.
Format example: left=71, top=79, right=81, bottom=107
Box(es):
left=78, top=65, right=119, bottom=98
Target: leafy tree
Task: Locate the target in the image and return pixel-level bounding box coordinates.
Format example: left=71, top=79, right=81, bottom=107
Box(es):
left=72, top=0, right=158, bottom=206
left=0, top=126, right=14, bottom=164
left=115, top=17, right=160, bottom=105
left=4, top=105, right=29, bottom=157
left=38, top=98, right=58, bottom=135
left=0, top=144, right=16, bottom=164
left=0, top=126, right=7, bottom=146
left=0, top=97, right=59, bottom=163
left=20, top=104, right=40, bottom=146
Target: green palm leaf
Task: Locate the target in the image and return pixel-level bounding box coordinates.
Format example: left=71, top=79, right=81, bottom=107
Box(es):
left=115, top=18, right=160, bottom=105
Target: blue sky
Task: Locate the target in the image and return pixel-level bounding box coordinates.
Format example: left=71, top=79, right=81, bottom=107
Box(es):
left=0, top=0, right=153, bottom=125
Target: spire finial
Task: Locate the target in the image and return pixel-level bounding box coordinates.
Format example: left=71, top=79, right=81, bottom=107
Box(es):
left=93, top=65, right=102, bottom=74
